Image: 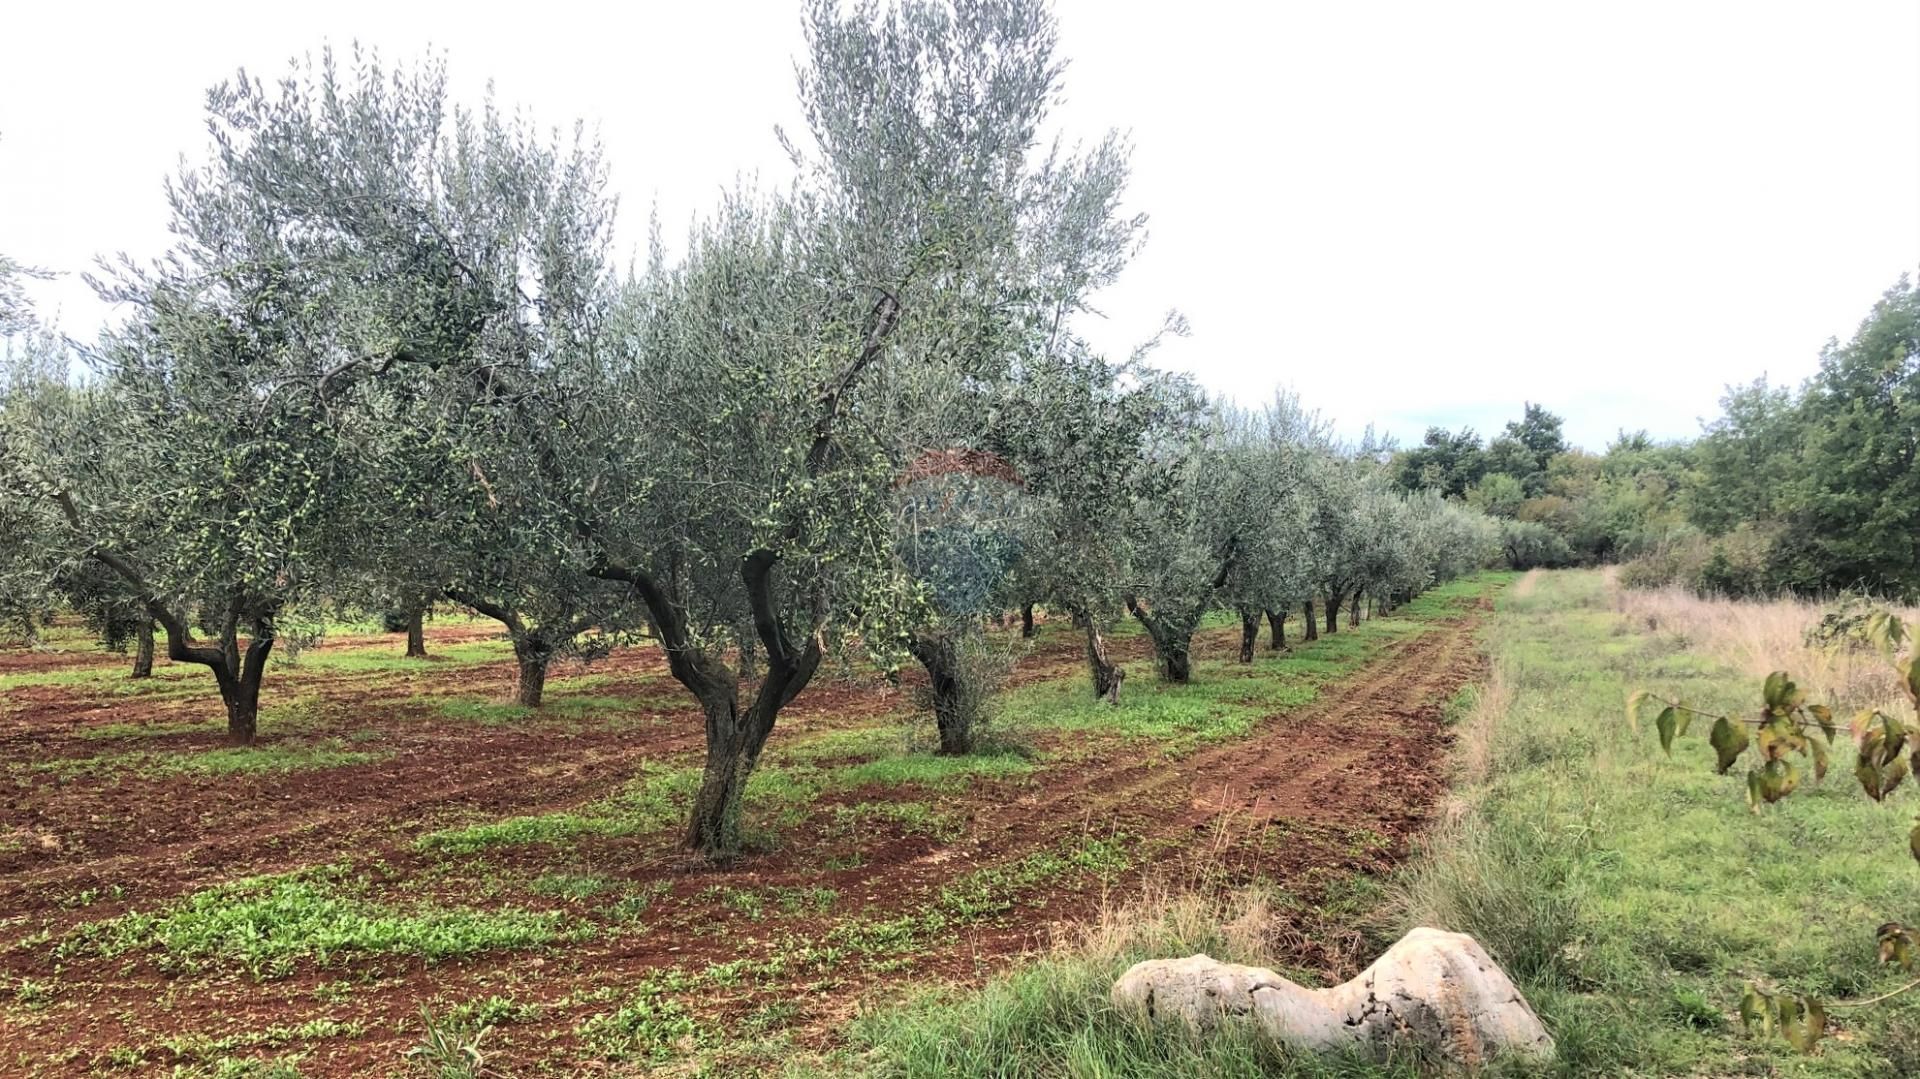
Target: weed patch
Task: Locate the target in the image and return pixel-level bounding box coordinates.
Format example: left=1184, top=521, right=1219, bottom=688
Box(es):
left=60, top=868, right=579, bottom=979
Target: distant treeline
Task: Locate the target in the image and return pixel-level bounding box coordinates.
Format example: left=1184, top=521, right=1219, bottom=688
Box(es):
left=1389, top=274, right=1920, bottom=601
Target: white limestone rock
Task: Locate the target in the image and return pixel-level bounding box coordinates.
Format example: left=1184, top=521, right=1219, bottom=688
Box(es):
left=1111, top=927, right=1554, bottom=1066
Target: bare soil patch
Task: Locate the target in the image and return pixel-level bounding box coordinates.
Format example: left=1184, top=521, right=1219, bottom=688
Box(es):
left=0, top=592, right=1489, bottom=1076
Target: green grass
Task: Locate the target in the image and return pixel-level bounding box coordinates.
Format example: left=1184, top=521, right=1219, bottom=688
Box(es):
left=1007, top=592, right=1464, bottom=752
left=577, top=971, right=705, bottom=1064
left=155, top=1017, right=363, bottom=1064
left=59, top=867, right=581, bottom=979
left=1391, top=569, right=1920, bottom=1075
left=294, top=637, right=513, bottom=673
left=527, top=873, right=617, bottom=901
left=41, top=738, right=390, bottom=777
left=0, top=663, right=201, bottom=695
left=416, top=763, right=701, bottom=854
left=829, top=801, right=968, bottom=841
left=835, top=747, right=1036, bottom=789
left=77, top=716, right=223, bottom=740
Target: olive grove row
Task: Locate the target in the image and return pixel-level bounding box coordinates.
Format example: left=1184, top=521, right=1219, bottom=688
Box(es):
left=0, top=0, right=1499, bottom=858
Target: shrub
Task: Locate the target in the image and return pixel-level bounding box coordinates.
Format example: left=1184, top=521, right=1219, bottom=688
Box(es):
left=1499, top=519, right=1574, bottom=570
left=1801, top=593, right=1900, bottom=653
left=1617, top=532, right=1711, bottom=591
left=1693, top=522, right=1779, bottom=598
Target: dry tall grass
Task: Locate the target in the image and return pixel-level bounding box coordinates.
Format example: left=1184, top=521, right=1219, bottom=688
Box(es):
left=1613, top=583, right=1919, bottom=716
left=1054, top=815, right=1379, bottom=985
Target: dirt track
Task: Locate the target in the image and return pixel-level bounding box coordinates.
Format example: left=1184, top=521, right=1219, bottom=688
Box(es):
left=0, top=594, right=1487, bottom=1076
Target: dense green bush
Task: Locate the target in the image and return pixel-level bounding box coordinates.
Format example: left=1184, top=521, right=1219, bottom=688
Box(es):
left=1499, top=520, right=1574, bottom=570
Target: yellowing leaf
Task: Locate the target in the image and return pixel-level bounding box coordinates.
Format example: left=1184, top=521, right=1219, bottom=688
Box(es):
left=1739, top=984, right=1770, bottom=1035
left=1764, top=671, right=1789, bottom=711
left=1754, top=758, right=1799, bottom=804
left=1656, top=707, right=1678, bottom=757
left=1808, top=704, right=1836, bottom=743
left=1779, top=994, right=1826, bottom=1053
left=1711, top=716, right=1749, bottom=775
left=1625, top=690, right=1649, bottom=733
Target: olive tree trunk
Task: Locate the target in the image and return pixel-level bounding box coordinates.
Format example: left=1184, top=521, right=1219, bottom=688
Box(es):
left=130, top=620, right=155, bottom=678
left=218, top=669, right=264, bottom=743
left=1127, top=597, right=1193, bottom=684
left=1325, top=595, right=1340, bottom=635
left=405, top=607, right=428, bottom=658
left=512, top=640, right=551, bottom=707
left=1083, top=618, right=1123, bottom=703
left=684, top=683, right=770, bottom=857
left=1303, top=600, right=1318, bottom=641
left=1349, top=591, right=1361, bottom=628
left=203, top=617, right=275, bottom=745
left=1266, top=609, right=1286, bottom=651
left=908, top=633, right=974, bottom=756
left=593, top=552, right=824, bottom=862
left=1021, top=602, right=1037, bottom=639
left=75, top=542, right=276, bottom=743
left=1238, top=609, right=1259, bottom=664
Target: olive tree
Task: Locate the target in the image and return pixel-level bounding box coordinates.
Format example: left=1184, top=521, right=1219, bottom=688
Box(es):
left=992, top=344, right=1187, bottom=701
left=1215, top=393, right=1332, bottom=660
left=1306, top=453, right=1369, bottom=635
left=0, top=331, right=66, bottom=646
left=874, top=83, right=1149, bottom=751
left=894, top=450, right=1029, bottom=754
left=1, top=188, right=375, bottom=742
left=1345, top=480, right=1416, bottom=621
left=1120, top=399, right=1277, bottom=683
left=557, top=0, right=1092, bottom=857
left=181, top=50, right=636, bottom=705
left=0, top=253, right=47, bottom=339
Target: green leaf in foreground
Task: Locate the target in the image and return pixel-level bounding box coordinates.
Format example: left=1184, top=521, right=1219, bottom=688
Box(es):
left=1710, top=716, right=1748, bottom=774
left=1655, top=706, right=1678, bottom=756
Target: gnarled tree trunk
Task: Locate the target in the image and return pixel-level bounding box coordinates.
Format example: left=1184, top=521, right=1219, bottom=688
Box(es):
left=594, top=550, right=825, bottom=862
left=908, top=633, right=973, bottom=756
left=1325, top=595, right=1340, bottom=634
left=1350, top=590, right=1361, bottom=628
left=444, top=589, right=593, bottom=711
left=1127, top=597, right=1194, bottom=684
left=218, top=670, right=263, bottom=743
left=1303, top=600, right=1318, bottom=642
left=1266, top=609, right=1286, bottom=651
left=684, top=682, right=768, bottom=858
left=679, top=628, right=819, bottom=859
left=1021, top=602, right=1036, bottom=639
left=130, top=620, right=155, bottom=679
left=1084, top=618, right=1123, bottom=703
left=204, top=615, right=275, bottom=745
left=405, top=607, right=428, bottom=658
left=66, top=514, right=278, bottom=744
left=512, top=639, right=550, bottom=707
left=1238, top=609, right=1259, bottom=663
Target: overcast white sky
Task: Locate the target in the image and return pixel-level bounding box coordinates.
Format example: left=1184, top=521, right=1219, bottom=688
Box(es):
left=3, top=0, right=1916, bottom=449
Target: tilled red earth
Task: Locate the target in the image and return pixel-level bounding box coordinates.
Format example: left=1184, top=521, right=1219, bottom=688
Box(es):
left=0, top=598, right=1488, bottom=1077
